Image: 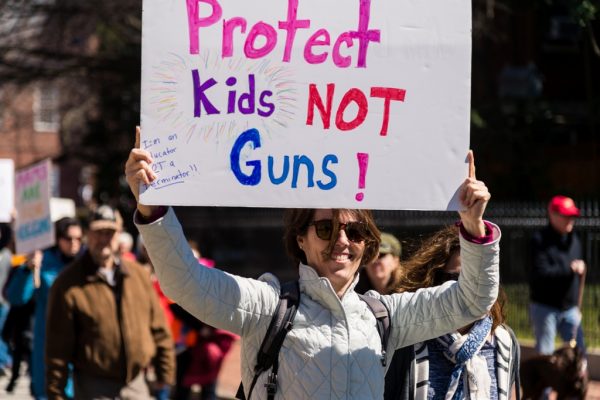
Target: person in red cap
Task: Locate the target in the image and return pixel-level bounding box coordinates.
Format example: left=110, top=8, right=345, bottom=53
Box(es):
left=528, top=195, right=587, bottom=361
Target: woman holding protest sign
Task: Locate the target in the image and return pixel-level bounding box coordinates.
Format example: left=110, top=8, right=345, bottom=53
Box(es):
left=125, top=127, right=499, bottom=399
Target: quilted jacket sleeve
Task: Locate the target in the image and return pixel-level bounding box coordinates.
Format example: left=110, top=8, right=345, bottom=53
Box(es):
left=380, top=223, right=501, bottom=351
left=135, top=207, right=279, bottom=336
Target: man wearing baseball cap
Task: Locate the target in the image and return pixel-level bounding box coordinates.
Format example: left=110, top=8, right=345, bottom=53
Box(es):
left=45, top=205, right=175, bottom=399
left=528, top=195, right=587, bottom=359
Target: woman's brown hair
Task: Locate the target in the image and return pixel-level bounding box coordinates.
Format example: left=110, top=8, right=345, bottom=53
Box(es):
left=283, top=208, right=381, bottom=267
left=389, top=225, right=505, bottom=332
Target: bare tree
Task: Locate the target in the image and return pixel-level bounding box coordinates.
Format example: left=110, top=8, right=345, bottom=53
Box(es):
left=0, top=0, right=143, bottom=205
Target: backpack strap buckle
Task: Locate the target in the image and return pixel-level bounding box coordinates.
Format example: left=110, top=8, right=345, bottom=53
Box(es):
left=265, top=371, right=278, bottom=397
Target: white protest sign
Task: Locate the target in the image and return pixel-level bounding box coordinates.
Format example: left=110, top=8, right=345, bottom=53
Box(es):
left=50, top=197, right=77, bottom=222
left=140, top=0, right=471, bottom=210
left=0, top=159, right=14, bottom=222
left=15, top=159, right=55, bottom=254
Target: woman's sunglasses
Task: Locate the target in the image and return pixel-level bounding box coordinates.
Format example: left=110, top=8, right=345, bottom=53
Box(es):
left=308, top=219, right=368, bottom=243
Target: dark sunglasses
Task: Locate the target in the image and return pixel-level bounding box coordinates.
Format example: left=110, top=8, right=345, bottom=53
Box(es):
left=308, top=219, right=368, bottom=243
left=60, top=236, right=82, bottom=242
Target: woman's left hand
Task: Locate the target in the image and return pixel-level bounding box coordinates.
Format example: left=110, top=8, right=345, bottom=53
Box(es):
left=458, top=151, right=490, bottom=237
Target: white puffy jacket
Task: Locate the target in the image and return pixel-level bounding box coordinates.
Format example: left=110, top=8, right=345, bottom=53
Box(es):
left=136, top=208, right=500, bottom=399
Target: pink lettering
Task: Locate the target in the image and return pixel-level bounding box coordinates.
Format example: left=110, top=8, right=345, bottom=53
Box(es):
left=222, top=17, right=247, bottom=57
left=16, top=165, right=47, bottom=188
left=304, top=29, right=330, bottom=64
left=187, top=0, right=380, bottom=69
left=348, top=0, right=380, bottom=67
left=186, top=0, right=223, bottom=54
left=332, top=32, right=353, bottom=68
left=244, top=22, right=278, bottom=59
left=278, top=0, right=310, bottom=62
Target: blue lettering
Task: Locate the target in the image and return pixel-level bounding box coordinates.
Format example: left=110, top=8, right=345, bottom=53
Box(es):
left=291, top=155, right=315, bottom=188
left=268, top=155, right=289, bottom=185
left=230, top=128, right=261, bottom=186
left=229, top=129, right=338, bottom=190
left=152, top=146, right=177, bottom=159
left=142, top=138, right=161, bottom=149
left=317, top=154, right=338, bottom=190
left=17, top=217, right=52, bottom=241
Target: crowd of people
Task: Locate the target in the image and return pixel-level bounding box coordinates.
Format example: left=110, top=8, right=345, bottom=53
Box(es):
left=0, top=137, right=589, bottom=399
left=0, top=206, right=236, bottom=399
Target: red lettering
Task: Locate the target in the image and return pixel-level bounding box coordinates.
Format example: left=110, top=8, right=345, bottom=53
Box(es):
left=306, top=83, right=335, bottom=129
left=306, top=84, right=406, bottom=134
left=335, top=88, right=368, bottom=131
left=370, top=87, right=406, bottom=136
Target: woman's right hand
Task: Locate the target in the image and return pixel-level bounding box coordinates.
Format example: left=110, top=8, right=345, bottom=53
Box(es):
left=124, top=126, right=159, bottom=217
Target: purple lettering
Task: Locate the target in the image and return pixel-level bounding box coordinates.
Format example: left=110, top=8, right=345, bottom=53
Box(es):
left=238, top=74, right=256, bottom=114
left=348, top=0, right=380, bottom=68
left=258, top=90, right=275, bottom=117
left=192, top=69, right=220, bottom=117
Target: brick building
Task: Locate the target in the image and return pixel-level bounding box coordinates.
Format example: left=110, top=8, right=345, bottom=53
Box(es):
left=0, top=81, right=95, bottom=204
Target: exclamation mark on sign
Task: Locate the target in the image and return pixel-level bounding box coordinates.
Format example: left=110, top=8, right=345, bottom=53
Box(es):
left=355, top=152, right=369, bottom=202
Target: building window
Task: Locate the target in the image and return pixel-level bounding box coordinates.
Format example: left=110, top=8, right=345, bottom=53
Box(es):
left=34, top=83, right=60, bottom=132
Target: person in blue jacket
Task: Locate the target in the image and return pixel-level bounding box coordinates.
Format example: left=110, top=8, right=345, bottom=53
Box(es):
left=0, top=223, right=14, bottom=375
left=5, top=217, right=83, bottom=399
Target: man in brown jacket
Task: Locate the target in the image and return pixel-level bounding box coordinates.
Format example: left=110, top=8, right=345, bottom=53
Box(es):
left=46, top=205, right=175, bottom=399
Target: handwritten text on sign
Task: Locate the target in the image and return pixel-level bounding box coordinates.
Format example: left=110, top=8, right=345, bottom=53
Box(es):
left=140, top=0, right=472, bottom=210
left=15, top=159, right=55, bottom=254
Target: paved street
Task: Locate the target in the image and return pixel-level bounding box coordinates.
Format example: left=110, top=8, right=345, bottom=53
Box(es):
left=0, top=341, right=242, bottom=399
left=0, top=368, right=31, bottom=399
left=1, top=341, right=600, bottom=399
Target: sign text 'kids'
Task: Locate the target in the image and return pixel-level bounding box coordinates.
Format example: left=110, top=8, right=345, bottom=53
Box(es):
left=140, top=0, right=472, bottom=210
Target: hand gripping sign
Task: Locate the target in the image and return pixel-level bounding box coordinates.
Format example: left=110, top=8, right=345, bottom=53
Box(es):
left=140, top=0, right=472, bottom=210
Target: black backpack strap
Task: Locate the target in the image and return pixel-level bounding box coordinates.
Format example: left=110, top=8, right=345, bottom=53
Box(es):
left=504, top=324, right=521, bottom=400
left=358, top=294, right=391, bottom=367
left=242, top=280, right=300, bottom=400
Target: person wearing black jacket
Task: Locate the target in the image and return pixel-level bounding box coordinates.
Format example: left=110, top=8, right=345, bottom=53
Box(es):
left=529, top=195, right=587, bottom=357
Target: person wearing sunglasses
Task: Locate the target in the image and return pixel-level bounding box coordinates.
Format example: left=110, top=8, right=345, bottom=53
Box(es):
left=5, top=217, right=83, bottom=399
left=384, top=226, right=520, bottom=400
left=126, top=126, right=500, bottom=400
